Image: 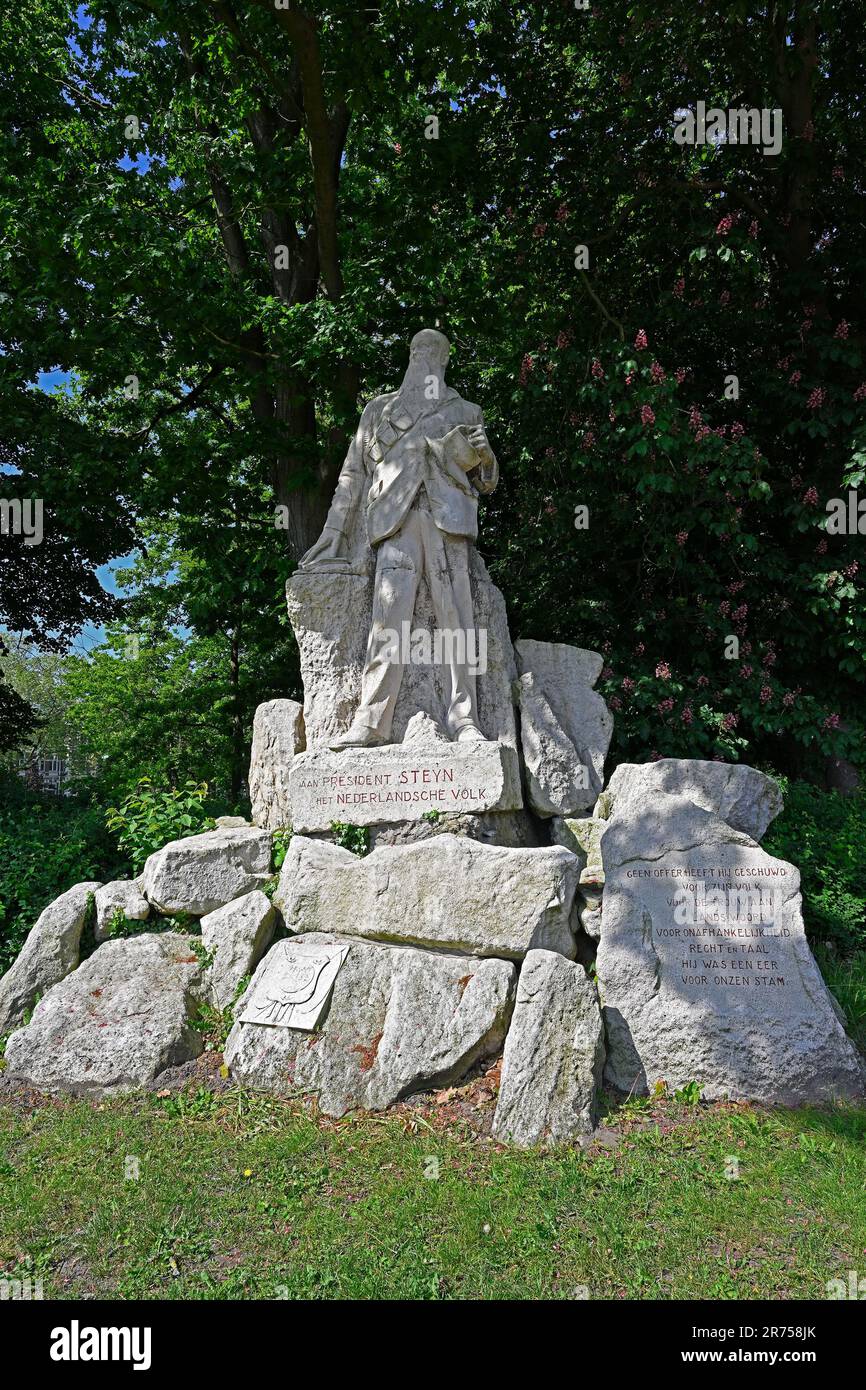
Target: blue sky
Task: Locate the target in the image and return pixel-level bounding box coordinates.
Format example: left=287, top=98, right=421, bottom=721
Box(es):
left=27, top=371, right=138, bottom=653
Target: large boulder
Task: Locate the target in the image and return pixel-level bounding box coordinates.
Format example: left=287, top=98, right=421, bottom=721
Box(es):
left=224, top=932, right=515, bottom=1116
left=249, top=698, right=305, bottom=830
left=596, top=794, right=866, bottom=1105
left=200, top=890, right=276, bottom=1011
left=0, top=882, right=102, bottom=1035
left=140, top=827, right=273, bottom=916
left=492, top=950, right=605, bottom=1146
left=601, top=759, right=784, bottom=841
left=93, top=880, right=150, bottom=943
left=513, top=640, right=613, bottom=817
left=3, top=934, right=204, bottom=1095
left=288, top=739, right=523, bottom=832
left=275, top=832, right=578, bottom=960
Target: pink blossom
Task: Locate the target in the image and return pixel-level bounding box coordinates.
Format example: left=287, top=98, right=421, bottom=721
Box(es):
left=622, top=677, right=636, bottom=692
left=634, top=328, right=648, bottom=350
left=721, top=713, right=738, bottom=732
left=835, top=320, right=849, bottom=339
left=824, top=712, right=841, bottom=730
left=650, top=361, right=666, bottom=383
left=854, top=383, right=866, bottom=402
left=673, top=278, right=685, bottom=298
left=640, top=403, right=656, bottom=427
left=519, top=353, right=534, bottom=385
left=655, top=661, right=671, bottom=680
left=591, top=358, right=604, bottom=380
left=716, top=214, right=733, bottom=237
left=657, top=697, right=674, bottom=715
left=676, top=530, right=688, bottom=547
left=760, top=686, right=772, bottom=704
left=789, top=370, right=801, bottom=385
left=807, top=387, right=826, bottom=410
left=803, top=486, right=819, bottom=506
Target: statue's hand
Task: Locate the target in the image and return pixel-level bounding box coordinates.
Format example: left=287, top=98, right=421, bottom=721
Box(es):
left=466, top=424, right=494, bottom=468
left=299, top=525, right=345, bottom=570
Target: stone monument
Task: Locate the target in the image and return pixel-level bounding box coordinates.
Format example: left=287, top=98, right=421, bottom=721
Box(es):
left=283, top=328, right=526, bottom=832
left=0, top=330, right=862, bottom=1139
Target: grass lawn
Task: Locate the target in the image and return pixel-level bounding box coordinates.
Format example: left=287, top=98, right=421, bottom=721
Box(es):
left=1, top=1061, right=865, bottom=1302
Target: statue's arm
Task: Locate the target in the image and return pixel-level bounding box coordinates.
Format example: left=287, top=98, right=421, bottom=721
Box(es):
left=298, top=406, right=371, bottom=569
left=323, top=406, right=372, bottom=536
left=466, top=407, right=498, bottom=494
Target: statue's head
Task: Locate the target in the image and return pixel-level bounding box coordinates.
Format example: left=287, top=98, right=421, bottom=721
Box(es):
left=409, top=328, right=450, bottom=372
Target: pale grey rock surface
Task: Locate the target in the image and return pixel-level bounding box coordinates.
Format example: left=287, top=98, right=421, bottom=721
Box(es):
left=492, top=950, right=605, bottom=1146
left=552, top=816, right=607, bottom=884
left=224, top=932, right=515, bottom=1116
left=286, top=551, right=518, bottom=753
left=3, top=934, right=204, bottom=1095
left=0, top=882, right=102, bottom=1035
left=200, top=890, right=276, bottom=1011
left=367, top=807, right=543, bottom=850
left=575, top=886, right=603, bottom=941
left=275, top=832, right=578, bottom=960
left=288, top=739, right=523, bottom=832
left=140, top=827, right=273, bottom=916
left=601, top=759, right=784, bottom=841
left=514, top=641, right=612, bottom=817
left=515, top=638, right=603, bottom=692
left=249, top=699, right=305, bottom=830
left=596, top=794, right=866, bottom=1104
left=93, top=880, right=150, bottom=943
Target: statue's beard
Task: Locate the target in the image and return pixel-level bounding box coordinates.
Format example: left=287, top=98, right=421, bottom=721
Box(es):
left=399, top=359, right=446, bottom=404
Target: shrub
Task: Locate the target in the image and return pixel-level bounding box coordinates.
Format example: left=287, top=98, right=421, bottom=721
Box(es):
left=763, top=780, right=866, bottom=952
left=329, top=822, right=371, bottom=857
left=106, top=779, right=214, bottom=875
left=0, top=778, right=124, bottom=974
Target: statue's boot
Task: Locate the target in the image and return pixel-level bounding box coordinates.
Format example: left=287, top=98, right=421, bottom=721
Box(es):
left=329, top=720, right=387, bottom=751
left=453, top=722, right=486, bottom=744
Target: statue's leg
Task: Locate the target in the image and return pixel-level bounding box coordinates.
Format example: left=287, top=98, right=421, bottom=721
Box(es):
left=352, top=515, right=422, bottom=741
left=422, top=520, right=482, bottom=740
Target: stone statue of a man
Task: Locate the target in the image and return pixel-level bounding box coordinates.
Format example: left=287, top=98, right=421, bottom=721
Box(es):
left=299, top=329, right=498, bottom=749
